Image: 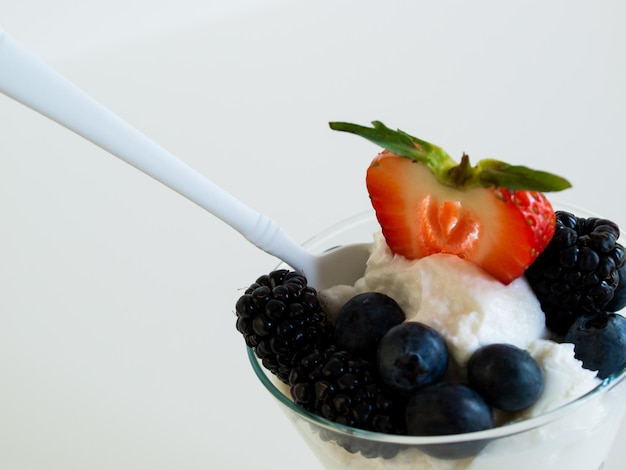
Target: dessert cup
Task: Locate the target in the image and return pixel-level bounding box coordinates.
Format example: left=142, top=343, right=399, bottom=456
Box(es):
left=247, top=203, right=626, bottom=469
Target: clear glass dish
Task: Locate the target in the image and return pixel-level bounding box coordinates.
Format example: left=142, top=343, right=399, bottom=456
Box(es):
left=247, top=203, right=626, bottom=469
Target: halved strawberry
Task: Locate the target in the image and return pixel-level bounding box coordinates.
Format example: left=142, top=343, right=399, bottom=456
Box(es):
left=329, top=121, right=571, bottom=284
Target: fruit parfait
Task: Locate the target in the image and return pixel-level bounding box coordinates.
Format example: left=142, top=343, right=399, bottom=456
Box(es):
left=234, top=122, right=626, bottom=469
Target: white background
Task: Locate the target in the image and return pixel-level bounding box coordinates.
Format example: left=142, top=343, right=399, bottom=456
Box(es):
left=1, top=1, right=625, bottom=468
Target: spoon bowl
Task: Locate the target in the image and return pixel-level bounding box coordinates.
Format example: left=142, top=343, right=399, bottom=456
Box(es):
left=0, top=29, right=368, bottom=290
left=309, top=243, right=370, bottom=289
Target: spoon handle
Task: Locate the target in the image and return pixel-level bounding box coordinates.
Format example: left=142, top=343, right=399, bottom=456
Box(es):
left=0, top=30, right=312, bottom=271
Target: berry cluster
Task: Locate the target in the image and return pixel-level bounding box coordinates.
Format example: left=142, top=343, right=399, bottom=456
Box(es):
left=525, top=211, right=626, bottom=379
left=235, top=271, right=405, bottom=457
left=341, top=304, right=544, bottom=459
left=235, top=275, right=546, bottom=460
left=234, top=212, right=626, bottom=461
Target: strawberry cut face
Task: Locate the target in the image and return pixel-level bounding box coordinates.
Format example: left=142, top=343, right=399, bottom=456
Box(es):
left=367, top=151, right=556, bottom=284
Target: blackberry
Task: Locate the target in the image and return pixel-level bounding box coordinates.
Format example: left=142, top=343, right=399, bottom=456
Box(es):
left=290, top=347, right=406, bottom=458
left=526, top=211, right=626, bottom=335
left=290, top=347, right=405, bottom=434
left=235, top=270, right=334, bottom=383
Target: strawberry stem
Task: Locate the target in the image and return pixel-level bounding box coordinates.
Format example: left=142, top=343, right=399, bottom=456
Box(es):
left=448, top=153, right=475, bottom=187
left=329, top=121, right=571, bottom=192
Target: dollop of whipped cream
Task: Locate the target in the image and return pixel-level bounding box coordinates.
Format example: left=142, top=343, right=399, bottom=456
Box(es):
left=321, top=232, right=548, bottom=366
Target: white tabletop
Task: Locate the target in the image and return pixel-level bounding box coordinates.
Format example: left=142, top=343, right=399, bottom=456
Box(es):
left=1, top=1, right=625, bottom=468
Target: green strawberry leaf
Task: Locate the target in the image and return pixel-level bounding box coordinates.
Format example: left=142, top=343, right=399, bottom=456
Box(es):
left=329, top=121, right=457, bottom=174
left=476, top=160, right=572, bottom=192
left=330, top=120, right=572, bottom=192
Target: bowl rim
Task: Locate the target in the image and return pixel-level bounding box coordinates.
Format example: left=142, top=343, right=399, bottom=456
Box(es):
left=246, top=201, right=626, bottom=446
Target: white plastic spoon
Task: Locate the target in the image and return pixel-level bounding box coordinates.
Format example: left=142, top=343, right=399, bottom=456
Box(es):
left=0, top=29, right=369, bottom=290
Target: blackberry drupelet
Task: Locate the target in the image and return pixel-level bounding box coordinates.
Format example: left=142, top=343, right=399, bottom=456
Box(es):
left=526, top=211, right=626, bottom=335
left=235, top=270, right=334, bottom=383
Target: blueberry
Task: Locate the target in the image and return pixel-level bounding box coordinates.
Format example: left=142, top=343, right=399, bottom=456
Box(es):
left=334, top=292, right=405, bottom=359
left=564, top=312, right=626, bottom=379
left=606, top=263, right=626, bottom=312
left=467, top=343, right=544, bottom=412
left=405, top=382, right=494, bottom=459
left=376, top=322, right=448, bottom=394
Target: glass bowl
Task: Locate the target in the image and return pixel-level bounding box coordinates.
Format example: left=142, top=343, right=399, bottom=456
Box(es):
left=246, top=204, right=626, bottom=469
